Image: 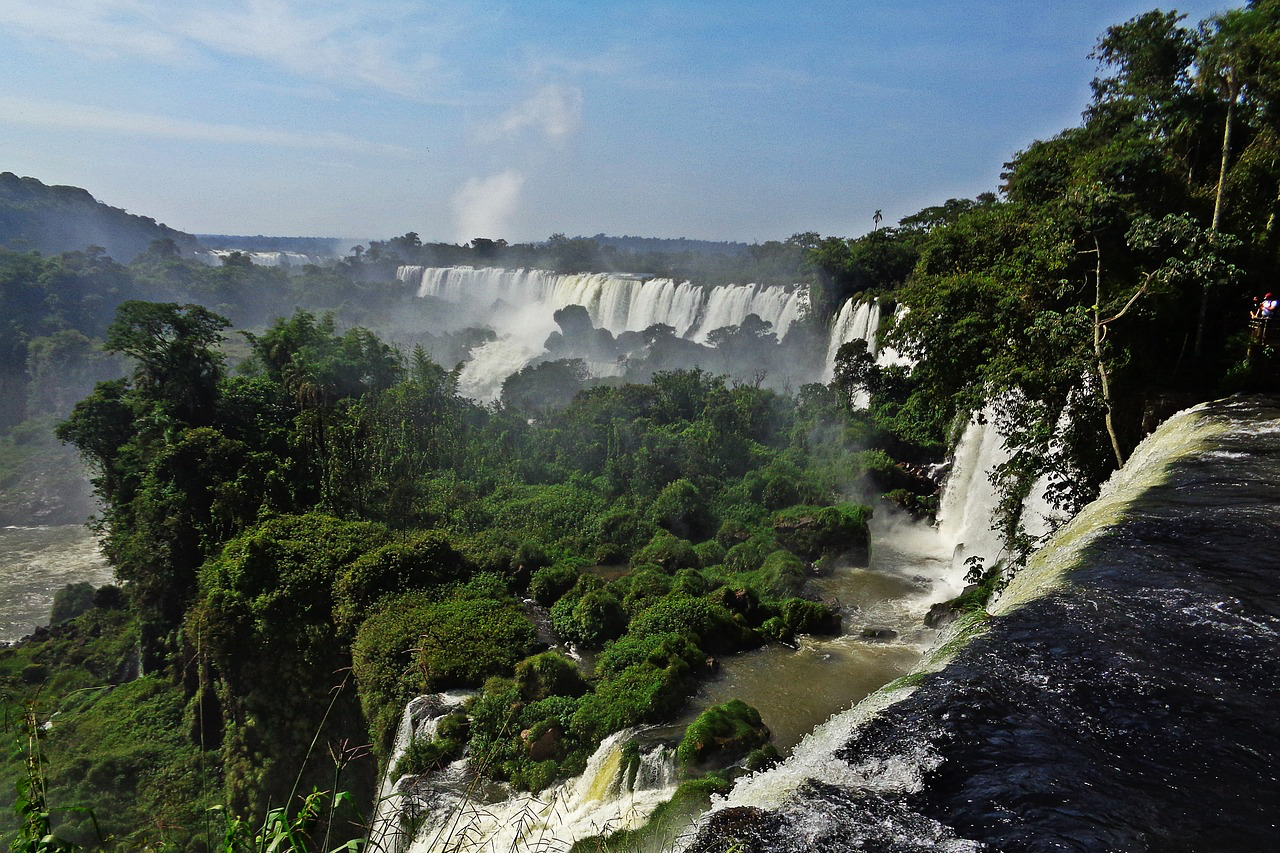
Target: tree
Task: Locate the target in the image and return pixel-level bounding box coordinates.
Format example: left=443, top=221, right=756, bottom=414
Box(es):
left=105, top=301, right=229, bottom=423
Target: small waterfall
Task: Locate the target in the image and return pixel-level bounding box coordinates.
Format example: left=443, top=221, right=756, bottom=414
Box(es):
left=402, top=728, right=680, bottom=853
left=934, top=411, right=1011, bottom=586
left=370, top=692, right=471, bottom=853
left=821, top=298, right=880, bottom=383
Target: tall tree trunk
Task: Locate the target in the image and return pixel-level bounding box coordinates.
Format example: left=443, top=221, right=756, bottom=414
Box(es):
left=1091, top=236, right=1127, bottom=469
left=1197, top=86, right=1238, bottom=358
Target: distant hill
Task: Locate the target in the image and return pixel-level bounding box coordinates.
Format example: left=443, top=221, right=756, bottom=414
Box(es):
left=0, top=172, right=199, bottom=261
left=584, top=234, right=751, bottom=257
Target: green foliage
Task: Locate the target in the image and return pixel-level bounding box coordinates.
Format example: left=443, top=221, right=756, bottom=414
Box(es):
left=549, top=585, right=627, bottom=649
left=772, top=503, right=871, bottom=561
left=632, top=529, right=700, bottom=573
left=628, top=595, right=759, bottom=655
left=593, top=632, right=706, bottom=681
left=332, top=531, right=468, bottom=634
left=528, top=560, right=583, bottom=605
left=514, top=651, right=587, bottom=702
left=48, top=583, right=96, bottom=626
left=676, top=699, right=771, bottom=767
left=352, top=588, right=537, bottom=753
left=649, top=478, right=715, bottom=540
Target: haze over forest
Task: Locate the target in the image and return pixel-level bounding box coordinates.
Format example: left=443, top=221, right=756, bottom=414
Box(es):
left=2, top=1, right=1280, bottom=852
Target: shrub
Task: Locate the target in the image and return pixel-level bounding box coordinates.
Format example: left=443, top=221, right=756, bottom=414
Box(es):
left=649, top=478, right=715, bottom=540
left=676, top=699, right=770, bottom=767
left=781, top=598, right=840, bottom=635
left=594, top=632, right=705, bottom=680
left=722, top=536, right=776, bottom=574
left=550, top=585, right=626, bottom=649
left=632, top=529, right=700, bottom=573
left=352, top=590, right=536, bottom=752
left=693, top=539, right=726, bottom=568
left=332, top=531, right=467, bottom=633
left=50, top=582, right=96, bottom=625
left=591, top=508, right=657, bottom=558
left=628, top=595, right=759, bottom=655
left=571, top=657, right=694, bottom=742
left=617, top=567, right=675, bottom=617
left=515, top=651, right=587, bottom=701
left=529, top=560, right=583, bottom=605
left=772, top=503, right=871, bottom=561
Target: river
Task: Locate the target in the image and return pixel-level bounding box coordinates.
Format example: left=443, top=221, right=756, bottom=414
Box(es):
left=0, top=524, right=111, bottom=643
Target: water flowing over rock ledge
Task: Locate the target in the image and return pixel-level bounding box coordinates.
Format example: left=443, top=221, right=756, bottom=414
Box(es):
left=687, top=396, right=1280, bottom=853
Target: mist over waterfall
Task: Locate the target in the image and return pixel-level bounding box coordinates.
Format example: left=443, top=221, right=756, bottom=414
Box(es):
left=400, top=266, right=807, bottom=342
left=398, top=265, right=814, bottom=399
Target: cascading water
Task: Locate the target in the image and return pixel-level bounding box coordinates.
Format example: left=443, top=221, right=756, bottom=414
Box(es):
left=933, top=410, right=1011, bottom=583
left=821, top=299, right=881, bottom=384
left=399, top=267, right=807, bottom=343
left=687, top=397, right=1280, bottom=853
left=398, top=266, right=808, bottom=399
left=197, top=249, right=326, bottom=267
left=399, top=728, right=681, bottom=853
left=369, top=692, right=472, bottom=853
left=821, top=298, right=912, bottom=401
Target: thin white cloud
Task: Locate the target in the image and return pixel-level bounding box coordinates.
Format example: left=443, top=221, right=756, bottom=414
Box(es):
left=0, top=0, right=451, bottom=97
left=452, top=171, right=524, bottom=242
left=0, top=94, right=418, bottom=157
left=480, top=84, right=583, bottom=143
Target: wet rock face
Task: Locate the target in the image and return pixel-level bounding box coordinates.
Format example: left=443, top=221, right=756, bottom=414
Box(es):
left=685, top=807, right=786, bottom=853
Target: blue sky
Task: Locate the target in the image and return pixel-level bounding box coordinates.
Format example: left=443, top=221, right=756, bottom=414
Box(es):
left=0, top=1, right=1238, bottom=244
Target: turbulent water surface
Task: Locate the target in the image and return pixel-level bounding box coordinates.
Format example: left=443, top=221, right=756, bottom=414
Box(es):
left=0, top=525, right=111, bottom=642
left=691, top=396, right=1280, bottom=853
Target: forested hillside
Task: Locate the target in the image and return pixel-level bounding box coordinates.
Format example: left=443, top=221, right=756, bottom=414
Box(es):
left=0, top=173, right=199, bottom=262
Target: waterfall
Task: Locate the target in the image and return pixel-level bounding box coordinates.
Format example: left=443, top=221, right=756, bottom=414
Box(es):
left=399, top=266, right=807, bottom=342
left=821, top=298, right=880, bottom=383
left=400, top=727, right=680, bottom=853
left=399, top=266, right=807, bottom=399
left=821, top=298, right=911, bottom=401
left=689, top=398, right=1280, bottom=852
left=197, top=249, right=326, bottom=267
left=933, top=410, right=1011, bottom=585
left=369, top=692, right=472, bottom=853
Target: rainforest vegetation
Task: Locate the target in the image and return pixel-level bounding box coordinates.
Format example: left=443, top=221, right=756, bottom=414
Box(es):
left=2, top=3, right=1279, bottom=850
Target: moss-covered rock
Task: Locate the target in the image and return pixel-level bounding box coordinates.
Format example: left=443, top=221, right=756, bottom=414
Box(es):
left=677, top=699, right=771, bottom=768
left=772, top=503, right=871, bottom=562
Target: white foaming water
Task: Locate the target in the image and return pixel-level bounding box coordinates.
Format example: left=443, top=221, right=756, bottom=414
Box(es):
left=399, top=266, right=808, bottom=400
left=821, top=298, right=880, bottom=383
left=197, top=250, right=326, bottom=267
left=403, top=727, right=680, bottom=853
left=934, top=411, right=1011, bottom=585
left=821, top=299, right=912, bottom=404
left=370, top=692, right=472, bottom=853
left=400, top=267, right=807, bottom=343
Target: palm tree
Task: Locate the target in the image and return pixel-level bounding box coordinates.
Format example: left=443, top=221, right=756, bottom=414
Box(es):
left=872, top=209, right=883, bottom=231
